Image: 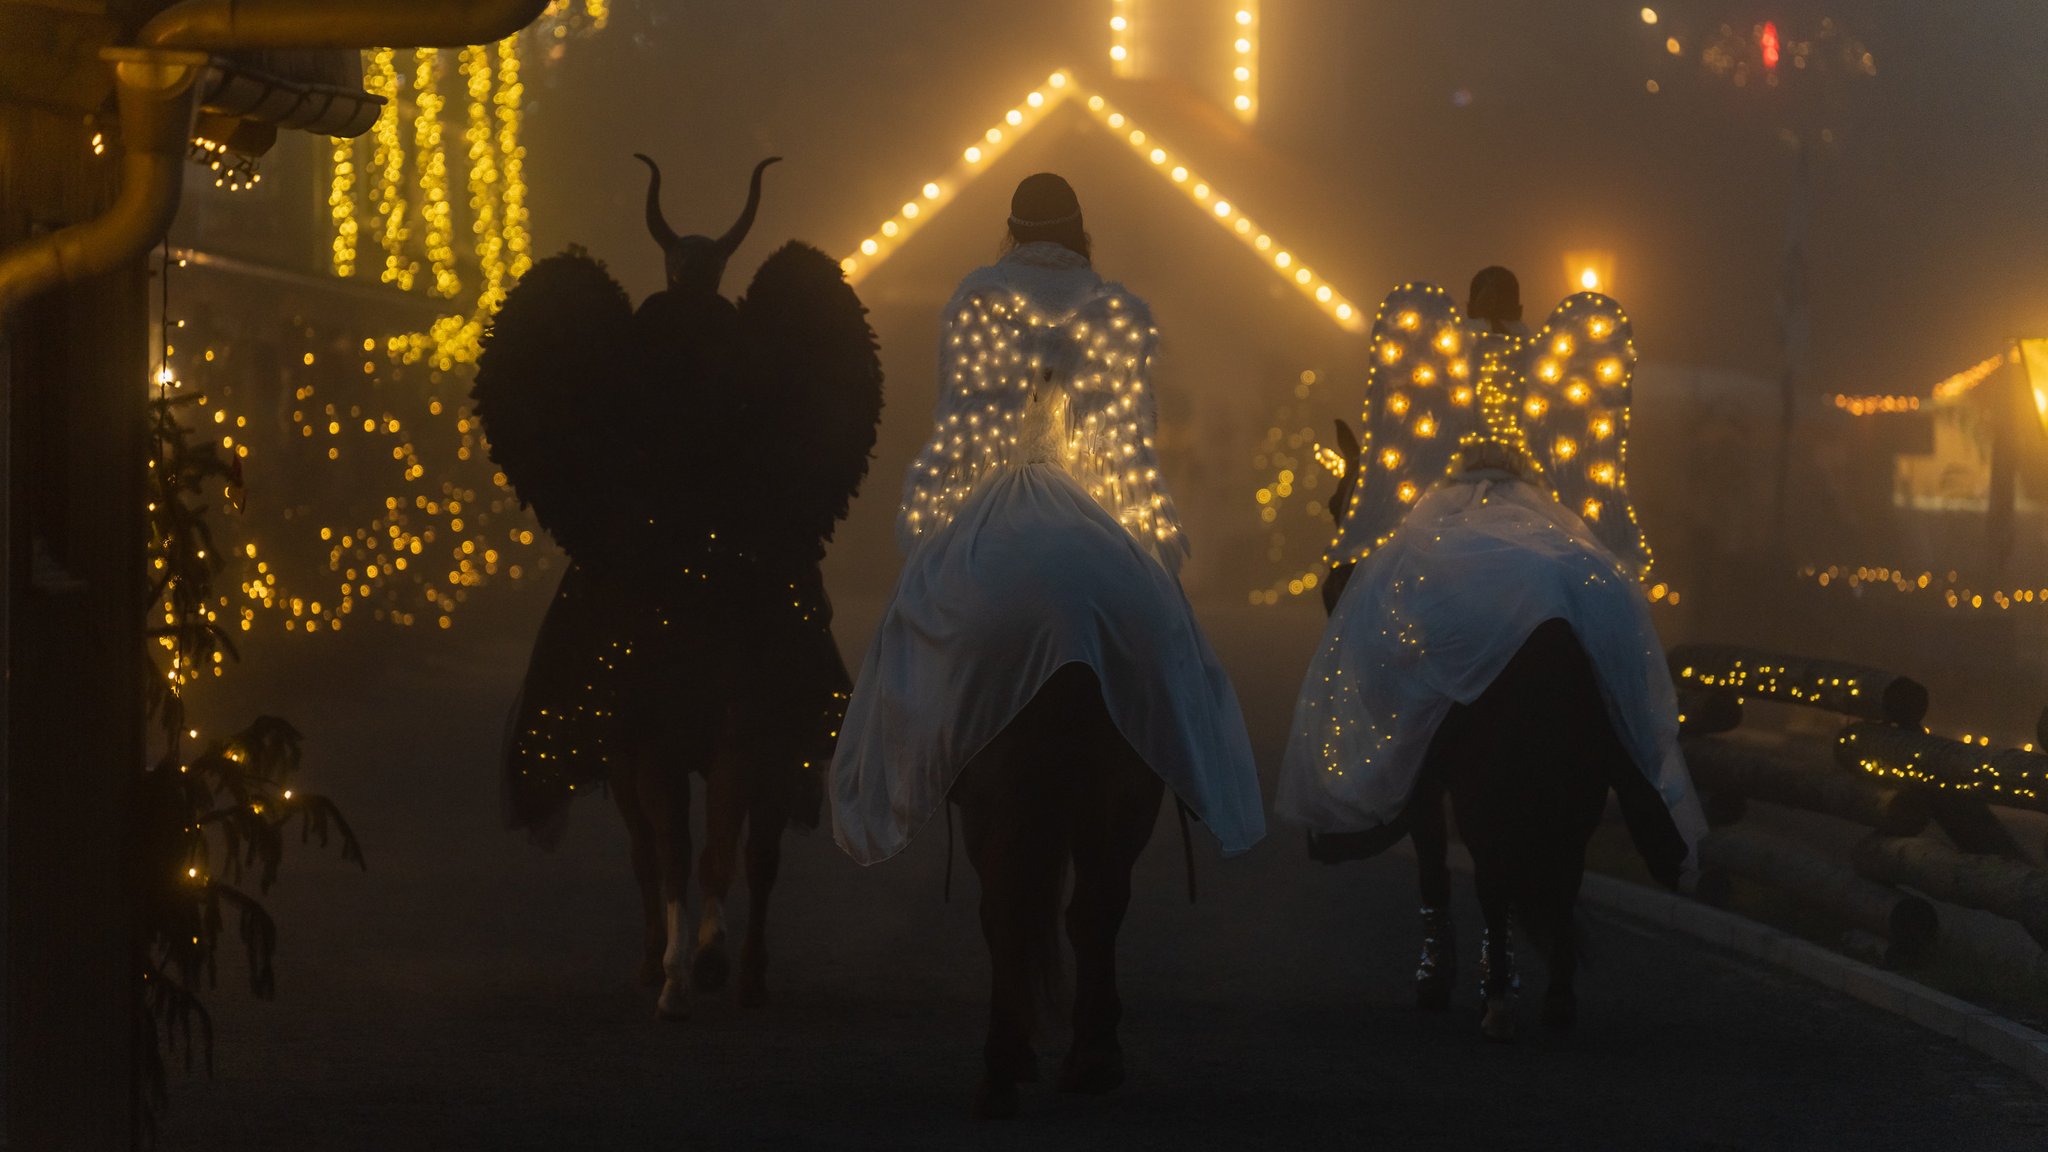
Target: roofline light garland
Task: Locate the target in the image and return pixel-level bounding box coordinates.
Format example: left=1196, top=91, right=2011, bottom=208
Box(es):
left=1231, top=4, right=1258, bottom=123
left=1110, top=0, right=1134, bottom=77
left=1829, top=351, right=2014, bottom=416
left=1080, top=90, right=1363, bottom=331
left=1931, top=351, right=2012, bottom=401
left=839, top=72, right=1365, bottom=335
left=1089, top=91, right=1359, bottom=330
left=840, top=71, right=1073, bottom=287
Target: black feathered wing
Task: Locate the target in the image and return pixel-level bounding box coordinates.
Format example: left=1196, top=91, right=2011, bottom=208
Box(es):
left=472, top=251, right=639, bottom=567
left=736, top=241, right=884, bottom=561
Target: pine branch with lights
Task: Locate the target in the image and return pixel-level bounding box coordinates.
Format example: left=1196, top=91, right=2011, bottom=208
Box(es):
left=137, top=392, right=365, bottom=1135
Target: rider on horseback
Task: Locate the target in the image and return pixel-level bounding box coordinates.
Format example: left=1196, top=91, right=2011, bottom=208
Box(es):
left=1282, top=267, right=1706, bottom=1040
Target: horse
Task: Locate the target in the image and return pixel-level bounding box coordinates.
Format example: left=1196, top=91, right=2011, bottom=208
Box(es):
left=1313, top=420, right=1686, bottom=1040
left=948, top=662, right=1165, bottom=1119
left=506, top=557, right=844, bottom=1020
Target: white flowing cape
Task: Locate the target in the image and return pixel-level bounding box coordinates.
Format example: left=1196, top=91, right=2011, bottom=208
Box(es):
left=1277, top=474, right=1705, bottom=862
left=831, top=244, right=1265, bottom=865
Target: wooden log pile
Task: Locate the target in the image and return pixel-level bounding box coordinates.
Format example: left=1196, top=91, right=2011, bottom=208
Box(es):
left=1669, top=644, right=2048, bottom=976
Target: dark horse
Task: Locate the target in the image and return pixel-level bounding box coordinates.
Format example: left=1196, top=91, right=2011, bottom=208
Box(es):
left=949, top=663, right=1164, bottom=1119
left=507, top=562, right=845, bottom=1019
left=1314, top=421, right=1686, bottom=1039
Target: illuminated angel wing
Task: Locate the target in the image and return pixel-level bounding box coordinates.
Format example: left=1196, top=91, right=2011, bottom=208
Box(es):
left=1327, top=283, right=1483, bottom=566
left=900, top=283, right=1187, bottom=573
left=899, top=287, right=1036, bottom=550
left=473, top=250, right=639, bottom=566
left=1516, top=292, right=1652, bottom=579
left=737, top=240, right=885, bottom=559
left=1060, top=285, right=1187, bottom=573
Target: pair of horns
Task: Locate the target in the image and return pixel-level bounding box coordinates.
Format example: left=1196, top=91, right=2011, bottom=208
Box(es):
left=634, top=153, right=781, bottom=258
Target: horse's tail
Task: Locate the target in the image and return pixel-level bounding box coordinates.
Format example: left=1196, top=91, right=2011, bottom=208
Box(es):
left=1480, top=618, right=1617, bottom=954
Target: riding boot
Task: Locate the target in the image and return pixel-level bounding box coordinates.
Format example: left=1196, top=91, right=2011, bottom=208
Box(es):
left=1415, top=905, right=1457, bottom=1011
left=1477, top=917, right=1520, bottom=1043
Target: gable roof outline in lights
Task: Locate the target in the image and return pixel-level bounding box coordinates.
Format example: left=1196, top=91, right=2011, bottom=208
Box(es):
left=839, top=69, right=1365, bottom=335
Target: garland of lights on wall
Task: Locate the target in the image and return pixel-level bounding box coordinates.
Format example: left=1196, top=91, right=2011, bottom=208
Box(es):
left=151, top=279, right=553, bottom=641
left=151, top=8, right=612, bottom=648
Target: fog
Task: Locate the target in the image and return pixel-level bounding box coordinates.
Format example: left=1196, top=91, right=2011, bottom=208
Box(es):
left=168, top=0, right=2048, bottom=734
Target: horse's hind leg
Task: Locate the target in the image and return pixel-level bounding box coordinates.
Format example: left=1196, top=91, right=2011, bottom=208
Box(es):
left=1450, top=771, right=1519, bottom=1042
left=638, top=755, right=695, bottom=1020
left=693, top=751, right=745, bottom=993
left=609, top=766, right=665, bottom=988
left=956, top=741, right=1065, bottom=1120
left=1473, top=871, right=1519, bottom=1043
left=735, top=779, right=787, bottom=1008
left=1061, top=738, right=1162, bottom=1095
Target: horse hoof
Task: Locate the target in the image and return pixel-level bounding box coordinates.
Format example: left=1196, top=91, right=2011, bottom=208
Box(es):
left=969, top=1077, right=1018, bottom=1121
left=692, top=941, right=730, bottom=992
left=655, top=978, right=689, bottom=1021
left=1480, top=996, right=1517, bottom=1043
left=1057, top=1049, right=1125, bottom=1095
left=1541, top=994, right=1577, bottom=1031
left=735, top=969, right=767, bottom=1008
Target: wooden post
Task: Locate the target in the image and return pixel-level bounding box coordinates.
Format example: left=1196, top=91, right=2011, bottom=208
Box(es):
left=2, top=67, right=145, bottom=1151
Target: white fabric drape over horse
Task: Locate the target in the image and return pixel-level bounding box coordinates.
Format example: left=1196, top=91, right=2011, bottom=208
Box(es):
left=832, top=242, right=1265, bottom=865
left=1277, top=473, right=1707, bottom=865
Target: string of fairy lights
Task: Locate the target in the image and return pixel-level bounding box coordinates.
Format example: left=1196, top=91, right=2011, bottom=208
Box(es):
left=1109, top=0, right=1134, bottom=76
left=1808, top=346, right=2042, bottom=610
left=840, top=72, right=1073, bottom=286
left=1830, top=351, right=2010, bottom=416
left=1230, top=3, right=1259, bottom=122
left=136, top=4, right=608, bottom=668
left=150, top=280, right=554, bottom=641
left=839, top=71, right=1364, bottom=334
left=328, top=36, right=537, bottom=369
left=1674, top=654, right=2043, bottom=796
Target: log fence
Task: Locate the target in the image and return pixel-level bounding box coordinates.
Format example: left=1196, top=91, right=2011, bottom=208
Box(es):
left=1668, top=643, right=2047, bottom=972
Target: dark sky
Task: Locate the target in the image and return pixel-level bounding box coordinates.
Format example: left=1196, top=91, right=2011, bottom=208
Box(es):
left=520, top=0, right=2048, bottom=395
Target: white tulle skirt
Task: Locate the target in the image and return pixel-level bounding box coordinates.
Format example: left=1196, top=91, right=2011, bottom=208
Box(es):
left=831, top=462, right=1266, bottom=865
left=1276, top=474, right=1705, bottom=860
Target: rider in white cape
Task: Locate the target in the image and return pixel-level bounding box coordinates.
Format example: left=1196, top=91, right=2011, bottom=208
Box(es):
left=1276, top=277, right=1706, bottom=870
left=831, top=206, right=1264, bottom=867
